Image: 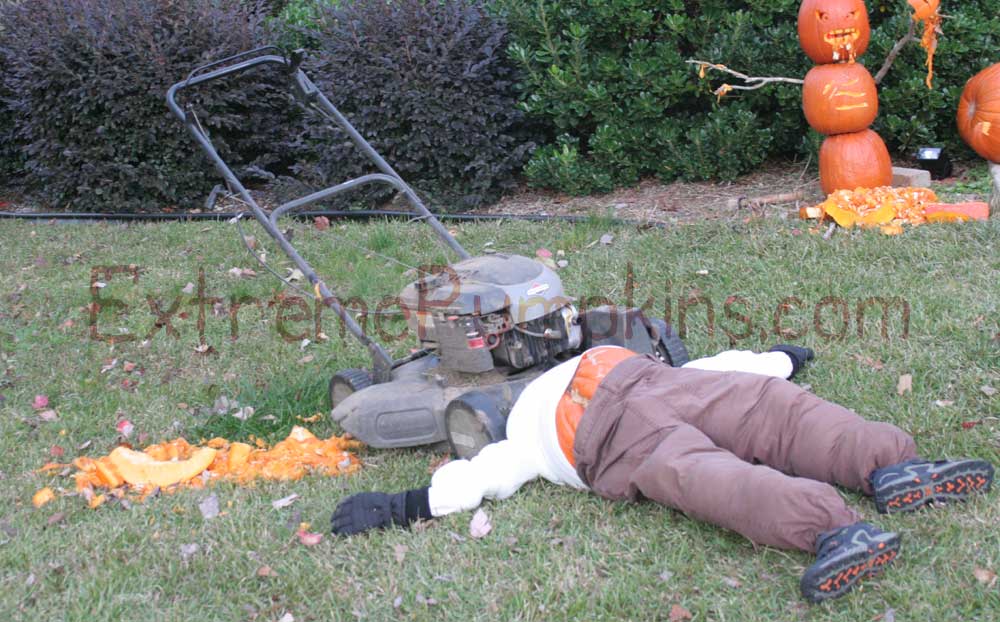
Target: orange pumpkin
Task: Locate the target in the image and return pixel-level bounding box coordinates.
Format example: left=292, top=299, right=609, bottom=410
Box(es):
left=798, top=0, right=871, bottom=64
left=924, top=202, right=989, bottom=222
left=907, top=0, right=939, bottom=21
left=819, top=129, right=892, bottom=194
left=803, top=63, right=878, bottom=135
left=957, top=63, right=1000, bottom=162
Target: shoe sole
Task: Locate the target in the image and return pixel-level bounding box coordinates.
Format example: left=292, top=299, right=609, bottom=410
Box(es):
left=875, top=460, right=994, bottom=514
left=801, top=531, right=901, bottom=603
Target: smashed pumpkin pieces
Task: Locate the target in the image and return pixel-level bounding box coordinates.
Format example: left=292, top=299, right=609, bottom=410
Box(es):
left=801, top=186, right=989, bottom=235
left=45, top=427, right=361, bottom=509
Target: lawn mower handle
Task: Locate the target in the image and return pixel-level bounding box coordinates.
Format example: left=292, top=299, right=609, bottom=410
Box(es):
left=166, top=49, right=470, bottom=381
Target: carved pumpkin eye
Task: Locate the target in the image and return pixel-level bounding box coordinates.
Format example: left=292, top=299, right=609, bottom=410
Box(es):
left=848, top=10, right=858, bottom=19
left=816, top=10, right=828, bottom=21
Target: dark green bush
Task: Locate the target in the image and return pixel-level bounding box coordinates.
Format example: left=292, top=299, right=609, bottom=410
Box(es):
left=503, top=0, right=1000, bottom=194
left=0, top=0, right=298, bottom=212
left=292, top=0, right=531, bottom=211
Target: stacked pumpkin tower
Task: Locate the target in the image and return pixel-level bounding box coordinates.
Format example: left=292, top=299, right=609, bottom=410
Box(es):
left=798, top=0, right=892, bottom=194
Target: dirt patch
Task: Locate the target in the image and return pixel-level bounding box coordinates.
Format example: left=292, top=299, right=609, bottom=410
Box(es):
left=480, top=159, right=826, bottom=225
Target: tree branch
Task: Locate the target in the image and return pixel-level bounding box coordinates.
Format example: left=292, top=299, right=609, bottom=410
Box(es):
left=873, top=18, right=917, bottom=85
left=686, top=60, right=802, bottom=99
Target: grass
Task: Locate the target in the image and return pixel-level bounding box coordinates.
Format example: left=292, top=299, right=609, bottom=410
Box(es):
left=0, top=213, right=998, bottom=621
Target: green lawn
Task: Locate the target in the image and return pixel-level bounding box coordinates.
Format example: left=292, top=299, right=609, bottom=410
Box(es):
left=0, top=213, right=997, bottom=621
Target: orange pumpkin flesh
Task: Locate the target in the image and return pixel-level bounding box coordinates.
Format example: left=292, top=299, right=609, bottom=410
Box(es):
left=957, top=63, right=1000, bottom=162
left=819, top=129, right=892, bottom=194
left=924, top=202, right=989, bottom=221
left=798, top=0, right=871, bottom=64
left=68, top=427, right=362, bottom=506
left=803, top=63, right=878, bottom=135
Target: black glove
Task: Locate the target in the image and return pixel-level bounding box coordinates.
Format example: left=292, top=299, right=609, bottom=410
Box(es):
left=331, top=487, right=432, bottom=536
left=769, top=344, right=815, bottom=379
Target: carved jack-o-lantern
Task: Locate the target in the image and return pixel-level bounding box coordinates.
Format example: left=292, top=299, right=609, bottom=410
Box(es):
left=957, top=64, right=1000, bottom=163
left=818, top=129, right=893, bottom=194
left=802, top=62, right=878, bottom=135
left=797, top=0, right=871, bottom=64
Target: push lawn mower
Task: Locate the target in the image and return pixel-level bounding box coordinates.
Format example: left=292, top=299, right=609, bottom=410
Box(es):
left=167, top=48, right=689, bottom=459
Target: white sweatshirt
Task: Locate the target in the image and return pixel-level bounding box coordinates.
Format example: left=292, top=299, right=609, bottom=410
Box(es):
left=427, top=349, right=796, bottom=517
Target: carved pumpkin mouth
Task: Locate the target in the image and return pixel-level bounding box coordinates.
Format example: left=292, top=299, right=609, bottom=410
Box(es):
left=823, top=28, right=860, bottom=47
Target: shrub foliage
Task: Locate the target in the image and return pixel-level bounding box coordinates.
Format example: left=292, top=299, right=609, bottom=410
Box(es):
left=294, top=0, right=531, bottom=211
left=503, top=0, right=1000, bottom=194
left=0, top=0, right=296, bottom=212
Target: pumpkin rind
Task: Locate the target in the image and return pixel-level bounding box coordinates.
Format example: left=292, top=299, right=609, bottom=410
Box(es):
left=803, top=63, right=878, bottom=135
left=108, top=446, right=217, bottom=488
left=798, top=0, right=871, bottom=64
left=957, top=63, right=1000, bottom=162
left=819, top=129, right=893, bottom=194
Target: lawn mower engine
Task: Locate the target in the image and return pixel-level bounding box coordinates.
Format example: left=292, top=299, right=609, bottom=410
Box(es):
left=329, top=253, right=688, bottom=459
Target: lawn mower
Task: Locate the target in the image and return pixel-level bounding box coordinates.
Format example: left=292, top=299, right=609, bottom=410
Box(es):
left=167, top=47, right=689, bottom=459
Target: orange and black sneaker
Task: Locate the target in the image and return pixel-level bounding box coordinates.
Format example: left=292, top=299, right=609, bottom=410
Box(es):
left=800, top=522, right=900, bottom=603
left=871, top=458, right=994, bottom=514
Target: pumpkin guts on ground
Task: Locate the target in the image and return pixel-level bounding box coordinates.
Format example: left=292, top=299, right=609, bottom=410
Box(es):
left=36, top=427, right=362, bottom=509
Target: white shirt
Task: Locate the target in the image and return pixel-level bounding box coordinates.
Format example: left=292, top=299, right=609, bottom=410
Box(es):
left=427, top=349, right=795, bottom=517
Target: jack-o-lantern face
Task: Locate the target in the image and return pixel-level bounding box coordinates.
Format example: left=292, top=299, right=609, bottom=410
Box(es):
left=798, top=0, right=871, bottom=64
left=803, top=62, right=878, bottom=135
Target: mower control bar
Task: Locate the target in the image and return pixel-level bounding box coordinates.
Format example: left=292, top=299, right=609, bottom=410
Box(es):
left=167, top=49, right=471, bottom=380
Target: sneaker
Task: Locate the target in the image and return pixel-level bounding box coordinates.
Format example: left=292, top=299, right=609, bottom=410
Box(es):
left=871, top=458, right=994, bottom=514
left=800, top=522, right=900, bottom=603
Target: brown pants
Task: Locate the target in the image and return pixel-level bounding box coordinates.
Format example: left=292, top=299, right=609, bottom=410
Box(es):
left=573, top=356, right=917, bottom=551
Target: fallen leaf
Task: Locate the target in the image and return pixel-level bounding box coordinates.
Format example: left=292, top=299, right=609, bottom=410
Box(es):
left=296, top=529, right=323, bottom=546
left=394, top=544, right=408, bottom=564
left=658, top=570, right=674, bottom=582
left=49, top=445, right=64, bottom=458
left=38, top=409, right=58, bottom=422
left=535, top=248, right=552, bottom=259
left=314, top=216, right=330, bottom=231
left=696, top=269, right=709, bottom=276
left=47, top=512, right=66, bottom=526
left=278, top=614, right=294, bottom=622
left=297, top=355, right=314, bottom=365
left=271, top=494, right=299, bottom=510
left=193, top=344, right=216, bottom=355
left=962, top=421, right=982, bottom=430
left=32, top=394, right=49, bottom=410
left=232, top=407, right=254, bottom=421
left=181, top=282, right=195, bottom=295
left=599, top=233, right=614, bottom=246
left=198, top=494, right=220, bottom=520
left=447, top=531, right=467, bottom=543
left=179, top=543, right=199, bottom=562
left=300, top=339, right=311, bottom=351
left=668, top=603, right=692, bottom=622
left=415, top=593, right=437, bottom=606
left=981, top=386, right=998, bottom=397
left=851, top=354, right=884, bottom=370
left=896, top=374, right=913, bottom=396
left=934, top=400, right=954, bottom=407
left=32, top=487, right=55, bottom=508
left=556, top=259, right=569, bottom=269
left=122, top=361, right=137, bottom=373
left=973, top=566, right=997, bottom=587
left=116, top=419, right=134, bottom=438
left=392, top=596, right=403, bottom=610
left=256, top=565, right=278, bottom=578
left=287, top=268, right=304, bottom=282
left=100, top=359, right=118, bottom=373
left=469, top=508, right=492, bottom=539
left=722, top=576, right=742, bottom=588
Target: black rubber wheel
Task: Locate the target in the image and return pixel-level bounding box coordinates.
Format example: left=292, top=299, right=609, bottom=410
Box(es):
left=445, top=391, right=507, bottom=460
left=329, top=368, right=373, bottom=408
left=647, top=318, right=690, bottom=367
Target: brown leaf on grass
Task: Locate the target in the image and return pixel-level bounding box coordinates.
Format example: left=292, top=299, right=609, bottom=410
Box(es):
left=256, top=565, right=278, bottom=578
left=852, top=354, right=884, bottom=370
left=49, top=445, right=64, bottom=458
left=896, top=374, right=913, bottom=396
left=122, top=361, right=137, bottom=373
left=469, top=509, right=492, bottom=539
left=314, top=216, right=330, bottom=231
left=981, top=386, right=998, bottom=397
left=193, top=344, right=217, bottom=355
left=394, top=544, right=408, bottom=564
left=37, top=410, right=58, bottom=422
left=668, top=603, right=693, bottom=622
left=973, top=566, right=997, bottom=587
left=47, top=512, right=66, bottom=526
